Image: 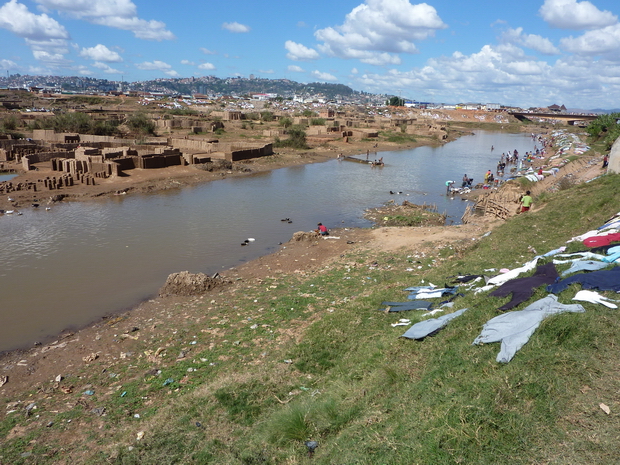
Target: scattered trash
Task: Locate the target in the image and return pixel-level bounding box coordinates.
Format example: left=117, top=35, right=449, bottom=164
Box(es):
left=600, top=403, right=611, bottom=415
left=391, top=319, right=411, bottom=327
left=283, top=359, right=293, bottom=364
left=83, top=390, right=95, bottom=396
left=121, top=391, right=127, bottom=397
left=82, top=353, right=99, bottom=363
left=305, top=440, right=318, bottom=457
left=25, top=403, right=36, bottom=416
left=0, top=375, right=7, bottom=387
left=136, top=431, right=145, bottom=441
left=163, top=378, right=175, bottom=386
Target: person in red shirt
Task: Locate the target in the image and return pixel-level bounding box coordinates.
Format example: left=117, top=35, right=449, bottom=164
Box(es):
left=317, top=223, right=329, bottom=236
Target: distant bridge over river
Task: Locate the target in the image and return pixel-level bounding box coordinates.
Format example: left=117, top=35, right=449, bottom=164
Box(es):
left=508, top=111, right=598, bottom=126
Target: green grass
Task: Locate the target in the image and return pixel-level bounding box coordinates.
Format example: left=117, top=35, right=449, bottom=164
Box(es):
left=380, top=131, right=417, bottom=143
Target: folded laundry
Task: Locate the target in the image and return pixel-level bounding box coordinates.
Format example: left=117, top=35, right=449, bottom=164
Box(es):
left=401, top=309, right=467, bottom=340
left=472, top=295, right=585, bottom=363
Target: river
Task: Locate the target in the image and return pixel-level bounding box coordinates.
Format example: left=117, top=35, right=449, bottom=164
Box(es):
left=0, top=130, right=539, bottom=352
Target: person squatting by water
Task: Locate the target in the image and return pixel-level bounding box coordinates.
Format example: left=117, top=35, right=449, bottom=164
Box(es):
left=316, top=223, right=329, bottom=235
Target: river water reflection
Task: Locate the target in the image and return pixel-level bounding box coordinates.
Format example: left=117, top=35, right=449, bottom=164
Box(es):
left=0, top=131, right=539, bottom=352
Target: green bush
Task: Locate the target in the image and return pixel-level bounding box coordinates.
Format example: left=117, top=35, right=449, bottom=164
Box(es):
left=279, top=117, right=292, bottom=128
left=126, top=112, right=155, bottom=135
left=273, top=125, right=308, bottom=149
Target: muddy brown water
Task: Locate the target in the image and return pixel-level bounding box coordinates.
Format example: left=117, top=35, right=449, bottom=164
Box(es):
left=0, top=131, right=538, bottom=352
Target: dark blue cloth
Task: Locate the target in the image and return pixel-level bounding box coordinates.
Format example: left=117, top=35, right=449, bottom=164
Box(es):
left=547, top=266, right=620, bottom=294
left=489, top=262, right=559, bottom=311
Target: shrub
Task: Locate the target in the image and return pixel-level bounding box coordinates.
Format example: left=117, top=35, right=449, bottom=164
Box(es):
left=126, top=112, right=155, bottom=135
left=279, top=117, right=292, bottom=128
left=273, top=125, right=308, bottom=149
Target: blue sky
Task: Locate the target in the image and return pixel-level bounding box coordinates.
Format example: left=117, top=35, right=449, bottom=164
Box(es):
left=1, top=0, right=620, bottom=108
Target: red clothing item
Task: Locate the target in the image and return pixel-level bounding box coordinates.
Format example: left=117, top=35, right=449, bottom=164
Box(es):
left=583, top=232, right=620, bottom=248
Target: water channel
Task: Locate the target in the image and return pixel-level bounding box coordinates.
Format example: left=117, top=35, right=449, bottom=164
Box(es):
left=0, top=131, right=539, bottom=353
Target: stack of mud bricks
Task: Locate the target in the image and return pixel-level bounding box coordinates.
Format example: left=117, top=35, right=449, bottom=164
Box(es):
left=43, top=175, right=78, bottom=190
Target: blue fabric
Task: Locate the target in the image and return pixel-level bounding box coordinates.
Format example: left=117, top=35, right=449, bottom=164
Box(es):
left=401, top=309, right=467, bottom=340
left=547, top=266, right=620, bottom=294
left=472, top=295, right=585, bottom=363
left=561, top=260, right=610, bottom=276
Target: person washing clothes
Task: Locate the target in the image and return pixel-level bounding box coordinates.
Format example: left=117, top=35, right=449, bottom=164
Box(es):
left=316, top=223, right=329, bottom=236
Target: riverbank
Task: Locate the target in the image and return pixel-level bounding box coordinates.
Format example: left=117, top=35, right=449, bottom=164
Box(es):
left=0, top=129, right=453, bottom=213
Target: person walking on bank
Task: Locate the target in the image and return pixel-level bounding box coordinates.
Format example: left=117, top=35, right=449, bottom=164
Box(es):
left=519, top=191, right=533, bottom=213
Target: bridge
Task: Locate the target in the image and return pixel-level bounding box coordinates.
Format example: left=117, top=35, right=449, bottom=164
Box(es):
left=508, top=111, right=598, bottom=126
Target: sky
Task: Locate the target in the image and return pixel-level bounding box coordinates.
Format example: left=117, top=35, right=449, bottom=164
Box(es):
left=1, top=0, right=620, bottom=108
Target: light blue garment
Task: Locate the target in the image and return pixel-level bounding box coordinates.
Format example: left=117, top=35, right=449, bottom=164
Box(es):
left=535, top=246, right=567, bottom=259
left=603, top=252, right=620, bottom=263
left=472, top=295, right=585, bottom=363
left=607, top=245, right=620, bottom=255
left=554, top=252, right=607, bottom=263
left=561, top=260, right=610, bottom=276
left=401, top=309, right=467, bottom=340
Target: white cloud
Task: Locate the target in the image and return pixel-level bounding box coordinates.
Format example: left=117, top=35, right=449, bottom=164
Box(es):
left=200, top=48, right=216, bottom=55
left=287, top=65, right=305, bottom=72
left=285, top=40, right=319, bottom=61
left=222, top=21, right=250, bottom=33
left=35, top=0, right=175, bottom=40
left=315, top=0, right=447, bottom=65
left=311, top=70, right=338, bottom=82
left=351, top=67, right=359, bottom=74
left=164, top=69, right=179, bottom=77
left=198, top=62, right=215, bottom=70
left=351, top=43, right=620, bottom=108
left=181, top=60, right=195, bottom=65
left=259, top=69, right=274, bottom=74
left=560, top=24, right=620, bottom=60
left=539, top=0, right=617, bottom=30
left=93, top=61, right=122, bottom=73
left=0, top=0, right=68, bottom=40
left=502, top=28, right=560, bottom=55
left=80, top=44, right=122, bottom=62
left=0, top=58, right=18, bottom=69
left=25, top=37, right=69, bottom=54
left=32, top=49, right=69, bottom=64
left=136, top=60, right=172, bottom=70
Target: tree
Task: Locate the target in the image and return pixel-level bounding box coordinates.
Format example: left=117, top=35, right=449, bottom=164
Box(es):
left=386, top=96, right=405, bottom=106
left=279, top=117, right=293, bottom=129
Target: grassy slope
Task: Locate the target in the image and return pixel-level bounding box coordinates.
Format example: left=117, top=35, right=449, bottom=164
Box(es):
left=3, top=172, right=620, bottom=464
